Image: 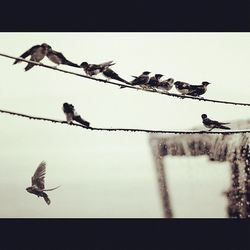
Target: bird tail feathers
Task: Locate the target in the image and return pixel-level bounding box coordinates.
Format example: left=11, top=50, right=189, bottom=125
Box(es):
left=24, top=63, right=35, bottom=71
left=74, top=116, right=90, bottom=127
left=219, top=125, right=230, bottom=130
left=65, top=60, right=80, bottom=68
left=42, top=193, right=51, bottom=205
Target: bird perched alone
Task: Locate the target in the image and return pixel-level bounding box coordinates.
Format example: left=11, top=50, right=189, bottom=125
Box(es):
left=102, top=68, right=130, bottom=84
left=201, top=114, right=230, bottom=131
left=157, top=78, right=174, bottom=92
left=46, top=48, right=80, bottom=68
left=120, top=71, right=151, bottom=89
left=147, top=74, right=164, bottom=89
left=26, top=161, right=60, bottom=205
left=13, top=43, right=51, bottom=71
left=79, top=61, right=115, bottom=76
left=62, top=103, right=90, bottom=127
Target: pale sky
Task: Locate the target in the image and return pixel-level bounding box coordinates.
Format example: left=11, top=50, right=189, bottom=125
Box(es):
left=0, top=33, right=249, bottom=218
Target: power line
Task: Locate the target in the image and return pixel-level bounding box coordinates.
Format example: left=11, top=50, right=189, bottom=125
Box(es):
left=1, top=52, right=250, bottom=107
left=1, top=108, right=250, bottom=134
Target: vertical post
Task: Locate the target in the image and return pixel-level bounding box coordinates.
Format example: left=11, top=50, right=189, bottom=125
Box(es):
left=227, top=152, right=241, bottom=218
left=244, top=145, right=250, bottom=218
left=150, top=139, right=173, bottom=218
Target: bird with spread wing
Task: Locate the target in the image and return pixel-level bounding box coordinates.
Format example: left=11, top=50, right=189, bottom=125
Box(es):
left=26, top=161, right=60, bottom=205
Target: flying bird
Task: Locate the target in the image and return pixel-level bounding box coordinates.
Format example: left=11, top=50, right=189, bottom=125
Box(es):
left=62, top=102, right=90, bottom=127
left=120, top=71, right=151, bottom=89
left=157, top=78, right=175, bottom=92
left=185, top=82, right=211, bottom=97
left=201, top=114, right=230, bottom=131
left=147, top=74, right=164, bottom=89
left=80, top=61, right=115, bottom=76
left=13, top=43, right=51, bottom=71
left=46, top=48, right=80, bottom=68
left=102, top=68, right=130, bottom=84
left=26, top=161, right=60, bottom=205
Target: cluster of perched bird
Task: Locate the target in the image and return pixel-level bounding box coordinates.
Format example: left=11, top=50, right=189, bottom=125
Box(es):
left=13, top=43, right=231, bottom=204
left=14, top=43, right=212, bottom=97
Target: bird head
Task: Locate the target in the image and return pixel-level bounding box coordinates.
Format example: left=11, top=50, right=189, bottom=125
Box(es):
left=143, top=71, right=151, bottom=75
left=202, top=81, right=211, bottom=86
left=201, top=114, right=207, bottom=119
left=63, top=103, right=74, bottom=113
left=167, top=78, right=175, bottom=84
left=26, top=187, right=32, bottom=193
left=79, top=62, right=89, bottom=68
left=41, top=43, right=52, bottom=50
left=155, top=74, right=164, bottom=79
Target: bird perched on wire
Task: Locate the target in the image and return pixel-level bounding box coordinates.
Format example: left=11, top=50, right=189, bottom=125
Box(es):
left=120, top=71, right=151, bottom=89
left=102, top=68, right=130, bottom=85
left=46, top=48, right=80, bottom=68
left=13, top=43, right=51, bottom=71
left=62, top=103, right=90, bottom=127
left=26, top=161, right=60, bottom=205
left=157, top=78, right=175, bottom=92
left=174, top=81, right=191, bottom=95
left=147, top=74, right=164, bottom=89
left=201, top=114, right=230, bottom=131
left=79, top=61, right=115, bottom=76
left=185, top=81, right=211, bottom=97
left=174, top=81, right=211, bottom=97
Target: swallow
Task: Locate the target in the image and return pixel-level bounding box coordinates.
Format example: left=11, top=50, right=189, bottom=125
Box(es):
left=186, top=82, right=211, bottom=97
left=201, top=114, right=230, bottom=131
left=102, top=68, right=130, bottom=84
left=46, top=48, right=80, bottom=68
left=157, top=78, right=175, bottom=92
left=120, top=71, right=151, bottom=89
left=13, top=43, right=51, bottom=71
left=62, top=102, right=90, bottom=127
left=26, top=161, right=60, bottom=205
left=79, top=61, right=115, bottom=76
left=174, top=81, right=191, bottom=95
left=147, top=74, right=164, bottom=88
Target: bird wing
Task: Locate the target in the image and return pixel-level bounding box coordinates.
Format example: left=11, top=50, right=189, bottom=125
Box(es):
left=51, top=50, right=67, bottom=61
left=88, top=64, right=101, bottom=71
left=44, top=185, right=60, bottom=191
left=175, top=82, right=190, bottom=89
left=188, top=84, right=202, bottom=91
left=100, top=61, right=115, bottom=67
left=31, top=161, right=46, bottom=190
left=13, top=45, right=41, bottom=64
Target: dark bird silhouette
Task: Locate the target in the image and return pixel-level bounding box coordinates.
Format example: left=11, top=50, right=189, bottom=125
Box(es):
left=80, top=61, right=115, bottom=76
left=157, top=78, right=175, bottom=92
left=102, top=68, right=130, bottom=84
left=13, top=43, right=51, bottom=71
left=186, top=82, right=211, bottom=97
left=120, top=71, right=151, bottom=89
left=47, top=48, right=80, bottom=68
left=63, top=103, right=90, bottom=127
left=148, top=74, right=164, bottom=88
left=201, top=114, right=230, bottom=131
left=174, top=81, right=191, bottom=95
left=26, top=161, right=60, bottom=205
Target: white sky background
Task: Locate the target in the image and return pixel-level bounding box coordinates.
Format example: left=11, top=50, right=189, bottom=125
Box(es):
left=0, top=33, right=250, bottom=218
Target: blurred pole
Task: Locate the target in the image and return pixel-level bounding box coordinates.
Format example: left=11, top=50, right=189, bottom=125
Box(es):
left=226, top=151, right=241, bottom=218
left=150, top=139, right=173, bottom=218
left=244, top=146, right=250, bottom=218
